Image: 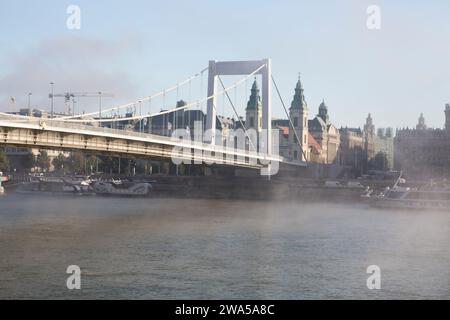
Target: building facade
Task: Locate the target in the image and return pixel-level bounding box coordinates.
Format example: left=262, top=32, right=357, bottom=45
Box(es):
left=394, top=105, right=450, bottom=179
left=308, top=100, right=340, bottom=164
left=374, top=127, right=394, bottom=170
left=339, top=127, right=365, bottom=176
left=288, top=77, right=309, bottom=161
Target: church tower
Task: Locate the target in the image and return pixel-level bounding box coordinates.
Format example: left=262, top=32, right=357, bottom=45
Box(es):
left=289, top=76, right=309, bottom=161
left=363, top=113, right=375, bottom=172
left=245, top=79, right=262, bottom=132
left=445, top=104, right=450, bottom=132
left=416, top=113, right=427, bottom=130
left=318, top=99, right=329, bottom=123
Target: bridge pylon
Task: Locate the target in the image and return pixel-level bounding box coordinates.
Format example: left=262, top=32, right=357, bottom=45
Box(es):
left=205, top=59, right=272, bottom=157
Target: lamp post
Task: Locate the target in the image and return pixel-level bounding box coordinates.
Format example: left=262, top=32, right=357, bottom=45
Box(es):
left=50, top=82, right=54, bottom=118
left=98, top=92, right=102, bottom=119
left=27, top=93, right=32, bottom=116
left=139, top=100, right=142, bottom=133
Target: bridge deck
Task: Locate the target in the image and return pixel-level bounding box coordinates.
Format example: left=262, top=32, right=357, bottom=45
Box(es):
left=0, top=116, right=286, bottom=169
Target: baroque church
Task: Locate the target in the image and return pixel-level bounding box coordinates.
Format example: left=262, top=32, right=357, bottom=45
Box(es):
left=272, top=77, right=341, bottom=164
left=244, top=76, right=376, bottom=175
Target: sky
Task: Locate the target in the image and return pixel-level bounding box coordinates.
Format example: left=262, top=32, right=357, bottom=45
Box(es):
left=1, top=0, right=450, bottom=129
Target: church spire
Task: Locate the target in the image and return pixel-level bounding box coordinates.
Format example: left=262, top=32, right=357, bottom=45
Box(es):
left=290, top=74, right=308, bottom=111
left=417, top=113, right=427, bottom=130
left=246, top=79, right=261, bottom=111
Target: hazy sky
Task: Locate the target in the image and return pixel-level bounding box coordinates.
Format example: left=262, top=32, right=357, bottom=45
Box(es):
left=1, top=0, right=450, bottom=129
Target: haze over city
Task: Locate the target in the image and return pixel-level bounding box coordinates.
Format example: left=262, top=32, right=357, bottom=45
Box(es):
left=1, top=0, right=450, bottom=129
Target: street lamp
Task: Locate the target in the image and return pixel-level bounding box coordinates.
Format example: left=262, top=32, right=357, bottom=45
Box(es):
left=50, top=82, right=54, bottom=118
left=98, top=91, right=102, bottom=119
left=139, top=100, right=142, bottom=133
left=27, top=93, right=32, bottom=116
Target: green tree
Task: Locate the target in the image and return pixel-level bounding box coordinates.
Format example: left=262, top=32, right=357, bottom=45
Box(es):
left=101, top=155, right=119, bottom=175
left=21, top=153, right=35, bottom=172
left=0, top=150, right=10, bottom=172
left=67, top=151, right=85, bottom=174
left=52, top=153, right=66, bottom=173
left=35, top=150, right=50, bottom=172
left=369, top=152, right=390, bottom=172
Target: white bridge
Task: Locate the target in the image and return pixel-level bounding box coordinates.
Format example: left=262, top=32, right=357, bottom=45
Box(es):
left=0, top=59, right=306, bottom=174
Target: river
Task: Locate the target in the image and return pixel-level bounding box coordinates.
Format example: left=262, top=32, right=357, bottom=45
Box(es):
left=0, top=193, right=449, bottom=299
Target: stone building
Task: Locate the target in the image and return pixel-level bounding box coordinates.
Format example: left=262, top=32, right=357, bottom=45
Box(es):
left=394, top=105, right=450, bottom=179
left=374, top=128, right=394, bottom=170
left=308, top=100, right=340, bottom=164
left=288, top=77, right=309, bottom=161
left=245, top=80, right=262, bottom=133
left=363, top=113, right=376, bottom=172
left=339, top=127, right=365, bottom=175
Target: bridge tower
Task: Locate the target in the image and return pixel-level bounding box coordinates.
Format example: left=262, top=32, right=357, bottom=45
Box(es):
left=205, top=59, right=272, bottom=156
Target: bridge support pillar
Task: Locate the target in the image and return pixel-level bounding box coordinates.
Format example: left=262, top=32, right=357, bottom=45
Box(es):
left=205, top=58, right=272, bottom=158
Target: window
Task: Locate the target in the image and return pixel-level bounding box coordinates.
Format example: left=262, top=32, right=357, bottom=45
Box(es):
left=293, top=117, right=298, bottom=127
left=250, top=117, right=254, bottom=127
left=294, top=150, right=298, bottom=159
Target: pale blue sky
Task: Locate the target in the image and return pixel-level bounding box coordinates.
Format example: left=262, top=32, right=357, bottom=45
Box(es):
left=1, top=0, right=450, bottom=129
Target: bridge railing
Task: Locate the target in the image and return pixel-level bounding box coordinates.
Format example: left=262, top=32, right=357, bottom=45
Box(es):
left=0, top=115, right=283, bottom=163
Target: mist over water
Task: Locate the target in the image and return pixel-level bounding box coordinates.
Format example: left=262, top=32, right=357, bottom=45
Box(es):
left=0, top=194, right=449, bottom=299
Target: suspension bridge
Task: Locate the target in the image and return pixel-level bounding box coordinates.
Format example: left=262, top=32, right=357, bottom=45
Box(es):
left=0, top=59, right=307, bottom=175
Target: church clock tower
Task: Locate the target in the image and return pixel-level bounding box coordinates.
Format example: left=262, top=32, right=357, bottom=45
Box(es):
left=289, top=76, right=309, bottom=161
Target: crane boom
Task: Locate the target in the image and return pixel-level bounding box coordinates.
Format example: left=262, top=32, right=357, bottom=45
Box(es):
left=49, top=91, right=114, bottom=116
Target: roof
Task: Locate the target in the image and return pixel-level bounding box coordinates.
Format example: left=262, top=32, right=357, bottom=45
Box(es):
left=277, top=126, right=289, bottom=136
left=308, top=133, right=322, bottom=153
left=308, top=116, right=327, bottom=132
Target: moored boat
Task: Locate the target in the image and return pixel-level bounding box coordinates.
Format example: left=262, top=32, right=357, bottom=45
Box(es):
left=372, top=187, right=450, bottom=211
left=92, top=181, right=152, bottom=197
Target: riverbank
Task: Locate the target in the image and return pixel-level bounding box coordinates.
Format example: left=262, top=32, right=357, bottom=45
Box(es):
left=4, top=174, right=394, bottom=202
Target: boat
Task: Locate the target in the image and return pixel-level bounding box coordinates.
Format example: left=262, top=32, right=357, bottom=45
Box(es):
left=15, top=178, right=94, bottom=196
left=92, top=181, right=152, bottom=197
left=371, top=173, right=450, bottom=210
left=0, top=172, right=10, bottom=194
left=372, top=187, right=450, bottom=210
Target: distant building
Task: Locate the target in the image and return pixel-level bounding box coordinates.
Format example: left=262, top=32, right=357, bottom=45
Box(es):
left=288, top=77, right=309, bottom=161
left=339, top=127, right=365, bottom=175
left=374, top=127, right=394, bottom=170
left=363, top=113, right=376, bottom=172
left=394, top=105, right=450, bottom=179
left=308, top=100, right=340, bottom=164
left=245, top=80, right=262, bottom=133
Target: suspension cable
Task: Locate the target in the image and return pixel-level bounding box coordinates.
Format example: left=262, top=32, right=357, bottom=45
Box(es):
left=58, top=66, right=209, bottom=120
left=55, top=64, right=266, bottom=123
left=217, top=75, right=257, bottom=153
left=271, top=75, right=308, bottom=162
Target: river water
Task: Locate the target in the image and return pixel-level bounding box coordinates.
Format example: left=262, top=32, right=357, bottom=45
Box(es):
left=0, top=193, right=449, bottom=299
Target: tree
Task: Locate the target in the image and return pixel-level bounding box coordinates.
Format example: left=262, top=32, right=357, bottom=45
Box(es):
left=52, top=153, right=66, bottom=173
left=101, top=155, right=119, bottom=175
left=369, top=152, right=390, bottom=172
left=66, top=151, right=85, bottom=174
left=21, top=153, right=35, bottom=172
left=0, top=150, right=10, bottom=172
left=35, top=150, right=50, bottom=172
